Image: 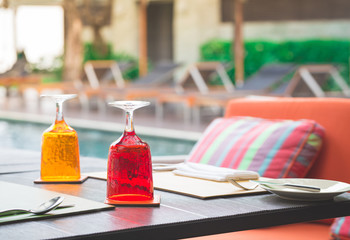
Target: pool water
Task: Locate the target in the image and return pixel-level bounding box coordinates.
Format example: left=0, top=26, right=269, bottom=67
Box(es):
left=0, top=120, right=196, bottom=159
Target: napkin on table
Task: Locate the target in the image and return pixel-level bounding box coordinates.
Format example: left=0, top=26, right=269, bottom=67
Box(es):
left=172, top=162, right=259, bottom=182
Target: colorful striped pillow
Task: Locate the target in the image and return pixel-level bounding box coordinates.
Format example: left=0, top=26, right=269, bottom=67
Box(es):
left=331, top=217, right=350, bottom=240
left=187, top=117, right=324, bottom=178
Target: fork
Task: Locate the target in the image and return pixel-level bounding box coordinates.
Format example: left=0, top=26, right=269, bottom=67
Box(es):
left=228, top=179, right=259, bottom=190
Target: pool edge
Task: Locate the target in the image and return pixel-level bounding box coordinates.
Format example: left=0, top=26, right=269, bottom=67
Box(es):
left=0, top=110, right=202, bottom=141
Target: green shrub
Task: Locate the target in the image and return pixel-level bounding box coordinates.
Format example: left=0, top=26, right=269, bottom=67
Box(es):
left=200, top=39, right=350, bottom=90
left=84, top=43, right=139, bottom=80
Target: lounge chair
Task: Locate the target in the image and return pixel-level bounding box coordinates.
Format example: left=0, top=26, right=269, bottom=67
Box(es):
left=0, top=51, right=41, bottom=91
left=0, top=51, right=30, bottom=79
left=95, top=61, right=182, bottom=105
left=83, top=60, right=132, bottom=90
left=191, top=63, right=296, bottom=118
left=274, top=64, right=350, bottom=97
left=192, top=64, right=350, bottom=123
left=155, top=62, right=235, bottom=123
left=157, top=63, right=296, bottom=124
left=235, top=63, right=296, bottom=92
left=17, top=60, right=133, bottom=111
left=175, top=62, right=235, bottom=94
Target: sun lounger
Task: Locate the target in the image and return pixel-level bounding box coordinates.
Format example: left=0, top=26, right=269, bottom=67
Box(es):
left=275, top=64, right=350, bottom=97
left=0, top=51, right=41, bottom=94
left=83, top=61, right=181, bottom=111
left=83, top=60, right=131, bottom=90
left=155, top=62, right=236, bottom=123
left=157, top=63, right=296, bottom=124
left=193, top=64, right=350, bottom=123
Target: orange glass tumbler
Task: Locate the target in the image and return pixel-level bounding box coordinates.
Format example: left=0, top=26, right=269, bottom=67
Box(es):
left=40, top=94, right=81, bottom=181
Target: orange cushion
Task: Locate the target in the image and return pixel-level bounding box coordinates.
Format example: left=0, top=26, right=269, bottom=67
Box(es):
left=183, top=223, right=331, bottom=240
left=224, top=98, right=350, bottom=183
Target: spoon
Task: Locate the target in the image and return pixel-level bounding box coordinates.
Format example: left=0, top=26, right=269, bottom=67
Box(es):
left=0, top=196, right=65, bottom=217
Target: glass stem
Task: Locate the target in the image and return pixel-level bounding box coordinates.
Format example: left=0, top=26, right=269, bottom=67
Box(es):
left=125, top=110, right=134, bottom=132
left=56, top=101, right=64, bottom=122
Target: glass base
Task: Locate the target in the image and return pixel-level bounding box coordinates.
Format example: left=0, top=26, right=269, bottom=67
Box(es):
left=105, top=194, right=161, bottom=206
left=34, top=175, right=88, bottom=184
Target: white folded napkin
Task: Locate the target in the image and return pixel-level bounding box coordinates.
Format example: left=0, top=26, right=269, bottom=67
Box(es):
left=172, top=162, right=259, bottom=182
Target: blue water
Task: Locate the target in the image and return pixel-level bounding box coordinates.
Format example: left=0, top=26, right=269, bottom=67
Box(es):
left=0, top=120, right=196, bottom=159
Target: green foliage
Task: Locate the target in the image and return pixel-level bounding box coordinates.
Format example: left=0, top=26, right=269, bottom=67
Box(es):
left=111, top=53, right=139, bottom=80
left=83, top=43, right=139, bottom=80
left=200, top=39, right=350, bottom=89
left=83, top=43, right=114, bottom=62
left=200, top=40, right=232, bottom=62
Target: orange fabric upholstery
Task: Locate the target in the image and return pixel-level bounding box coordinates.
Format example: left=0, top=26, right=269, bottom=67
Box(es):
left=187, top=97, right=350, bottom=240
left=224, top=97, right=350, bottom=183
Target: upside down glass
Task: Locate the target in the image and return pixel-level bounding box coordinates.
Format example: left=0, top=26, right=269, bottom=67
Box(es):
left=106, top=101, right=154, bottom=202
left=40, top=94, right=81, bottom=181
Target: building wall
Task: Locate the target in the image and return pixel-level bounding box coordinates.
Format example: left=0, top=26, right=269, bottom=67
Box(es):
left=108, top=0, right=139, bottom=57
left=96, top=0, right=350, bottom=66
left=99, top=0, right=226, bottom=65
left=173, top=0, right=222, bottom=64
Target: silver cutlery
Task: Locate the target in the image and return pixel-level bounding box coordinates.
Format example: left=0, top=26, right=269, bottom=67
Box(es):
left=251, top=180, right=321, bottom=192
left=0, top=196, right=65, bottom=216
left=228, top=179, right=260, bottom=190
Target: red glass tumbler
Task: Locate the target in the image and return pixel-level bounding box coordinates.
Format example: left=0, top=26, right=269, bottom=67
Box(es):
left=106, top=101, right=154, bottom=202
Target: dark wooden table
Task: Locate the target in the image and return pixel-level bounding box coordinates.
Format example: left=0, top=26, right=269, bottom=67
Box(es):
left=1, top=148, right=350, bottom=240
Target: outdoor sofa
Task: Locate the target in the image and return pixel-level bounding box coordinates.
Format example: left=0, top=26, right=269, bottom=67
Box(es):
left=189, top=97, right=350, bottom=240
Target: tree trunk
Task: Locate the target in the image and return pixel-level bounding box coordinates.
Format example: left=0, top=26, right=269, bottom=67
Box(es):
left=63, top=0, right=83, bottom=82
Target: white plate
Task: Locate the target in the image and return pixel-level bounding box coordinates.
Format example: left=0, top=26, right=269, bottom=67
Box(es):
left=259, top=178, right=350, bottom=201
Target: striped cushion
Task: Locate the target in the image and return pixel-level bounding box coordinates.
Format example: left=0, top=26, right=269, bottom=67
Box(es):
left=331, top=217, right=350, bottom=240
left=187, top=117, right=324, bottom=178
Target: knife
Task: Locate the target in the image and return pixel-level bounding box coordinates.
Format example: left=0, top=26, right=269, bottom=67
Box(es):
left=250, top=180, right=321, bottom=192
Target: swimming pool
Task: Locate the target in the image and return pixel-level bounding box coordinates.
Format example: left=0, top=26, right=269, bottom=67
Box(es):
left=0, top=120, right=196, bottom=159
